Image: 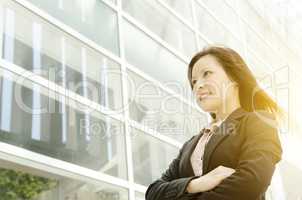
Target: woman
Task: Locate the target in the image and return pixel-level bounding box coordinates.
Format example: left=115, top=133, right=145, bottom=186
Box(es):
left=145, top=46, right=283, bottom=200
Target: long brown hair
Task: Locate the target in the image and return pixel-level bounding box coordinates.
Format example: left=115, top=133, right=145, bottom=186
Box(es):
left=188, top=46, right=284, bottom=123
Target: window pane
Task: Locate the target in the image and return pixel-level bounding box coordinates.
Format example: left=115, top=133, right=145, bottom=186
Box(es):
left=135, top=192, right=145, bottom=200
left=225, top=34, right=244, bottom=56
left=276, top=88, right=289, bottom=134
left=244, top=23, right=274, bottom=66
left=195, top=3, right=225, bottom=43
left=1, top=1, right=123, bottom=111
left=246, top=49, right=268, bottom=78
left=199, top=36, right=209, bottom=49
left=198, top=0, right=240, bottom=38
left=131, top=128, right=179, bottom=186
left=0, top=71, right=127, bottom=179
left=127, top=69, right=207, bottom=142
left=0, top=164, right=128, bottom=200
left=161, top=0, right=193, bottom=23
left=122, top=19, right=192, bottom=98
left=109, top=0, right=116, bottom=4
left=122, top=0, right=196, bottom=59
left=274, top=65, right=289, bottom=85
left=195, top=2, right=239, bottom=50
left=237, top=0, right=271, bottom=43
left=26, top=0, right=119, bottom=55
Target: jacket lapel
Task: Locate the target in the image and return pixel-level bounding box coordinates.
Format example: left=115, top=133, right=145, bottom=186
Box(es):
left=202, top=107, right=247, bottom=174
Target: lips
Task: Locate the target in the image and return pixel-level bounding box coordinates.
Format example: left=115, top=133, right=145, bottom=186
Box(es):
left=196, top=91, right=211, bottom=101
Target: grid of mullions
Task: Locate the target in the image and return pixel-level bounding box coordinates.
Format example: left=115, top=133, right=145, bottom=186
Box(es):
left=0, top=0, right=292, bottom=199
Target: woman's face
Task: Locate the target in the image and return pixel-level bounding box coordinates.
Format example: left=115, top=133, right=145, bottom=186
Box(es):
left=191, top=54, right=237, bottom=113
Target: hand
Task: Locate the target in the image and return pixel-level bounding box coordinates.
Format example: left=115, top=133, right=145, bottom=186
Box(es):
left=206, top=165, right=236, bottom=179
left=186, top=165, right=235, bottom=194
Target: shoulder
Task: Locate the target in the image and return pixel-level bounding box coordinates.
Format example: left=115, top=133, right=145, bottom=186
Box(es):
left=183, top=135, right=196, bottom=146
left=242, top=110, right=278, bottom=129
left=240, top=110, right=283, bottom=163
left=240, top=110, right=279, bottom=138
left=179, top=135, right=197, bottom=152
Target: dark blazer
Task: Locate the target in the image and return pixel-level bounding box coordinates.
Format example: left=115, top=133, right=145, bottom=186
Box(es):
left=145, top=107, right=282, bottom=200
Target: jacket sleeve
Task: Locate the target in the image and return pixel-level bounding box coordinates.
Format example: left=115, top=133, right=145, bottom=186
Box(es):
left=145, top=136, right=200, bottom=200
left=181, top=112, right=283, bottom=200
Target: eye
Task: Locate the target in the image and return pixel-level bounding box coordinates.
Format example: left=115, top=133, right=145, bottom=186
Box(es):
left=203, top=70, right=212, bottom=77
left=192, top=79, right=197, bottom=85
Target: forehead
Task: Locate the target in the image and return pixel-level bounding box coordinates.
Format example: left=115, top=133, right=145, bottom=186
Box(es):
left=192, top=54, right=221, bottom=75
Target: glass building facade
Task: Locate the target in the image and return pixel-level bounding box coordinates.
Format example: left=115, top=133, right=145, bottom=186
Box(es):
left=0, top=0, right=301, bottom=199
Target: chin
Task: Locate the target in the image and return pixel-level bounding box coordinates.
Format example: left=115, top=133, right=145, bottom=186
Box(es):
left=197, top=99, right=220, bottom=113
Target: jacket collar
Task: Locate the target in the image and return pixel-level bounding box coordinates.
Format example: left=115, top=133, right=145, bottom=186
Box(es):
left=188, top=107, right=248, bottom=176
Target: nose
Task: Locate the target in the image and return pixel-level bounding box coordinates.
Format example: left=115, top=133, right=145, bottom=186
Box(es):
left=198, top=83, right=204, bottom=90
left=194, top=79, right=205, bottom=90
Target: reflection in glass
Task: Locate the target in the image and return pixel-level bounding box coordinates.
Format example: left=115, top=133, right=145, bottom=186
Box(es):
left=131, top=127, right=179, bottom=186
left=0, top=165, right=128, bottom=200
left=122, top=19, right=192, bottom=98
left=0, top=74, right=127, bottom=179
left=0, top=71, right=13, bottom=132
left=197, top=0, right=239, bottom=38
left=135, top=192, right=145, bottom=200
left=0, top=2, right=123, bottom=111
left=122, top=0, right=196, bottom=58
left=194, top=2, right=243, bottom=54
left=161, top=0, right=193, bottom=23
left=27, top=0, right=119, bottom=55
left=0, top=7, right=14, bottom=132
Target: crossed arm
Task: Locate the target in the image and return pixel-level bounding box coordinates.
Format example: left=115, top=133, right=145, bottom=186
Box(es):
left=145, top=114, right=282, bottom=200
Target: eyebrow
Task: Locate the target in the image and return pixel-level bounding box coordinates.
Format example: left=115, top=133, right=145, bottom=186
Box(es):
left=192, top=67, right=210, bottom=79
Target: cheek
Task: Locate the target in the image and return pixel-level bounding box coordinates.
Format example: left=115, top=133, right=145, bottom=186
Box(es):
left=206, top=79, right=223, bottom=96
left=209, top=78, right=231, bottom=97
